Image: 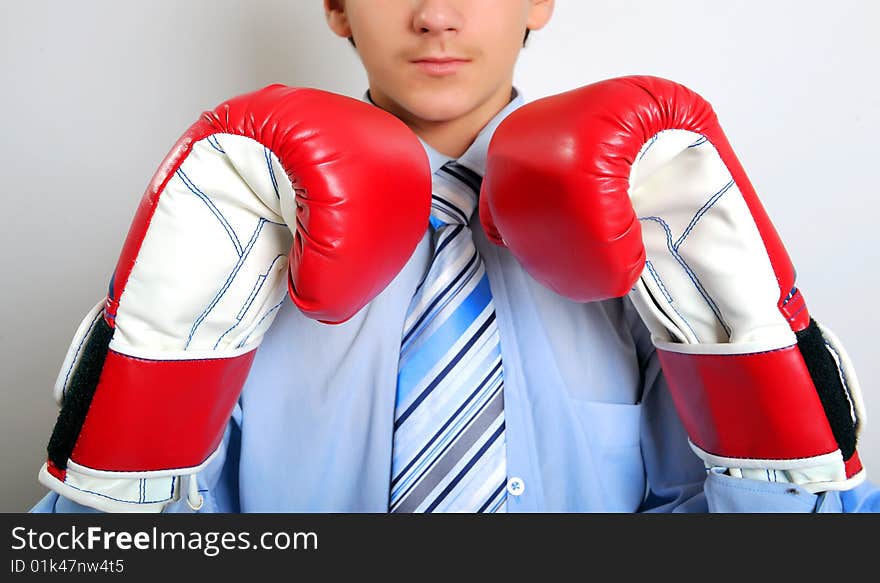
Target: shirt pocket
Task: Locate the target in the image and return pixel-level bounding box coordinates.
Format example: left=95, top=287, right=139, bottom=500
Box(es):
left=569, top=398, right=646, bottom=511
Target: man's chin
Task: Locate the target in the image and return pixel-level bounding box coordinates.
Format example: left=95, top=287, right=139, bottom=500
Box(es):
left=398, top=91, right=482, bottom=124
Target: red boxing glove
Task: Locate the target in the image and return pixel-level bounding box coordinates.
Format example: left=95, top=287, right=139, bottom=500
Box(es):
left=40, top=86, right=431, bottom=511
left=481, top=76, right=865, bottom=492
left=478, top=91, right=646, bottom=302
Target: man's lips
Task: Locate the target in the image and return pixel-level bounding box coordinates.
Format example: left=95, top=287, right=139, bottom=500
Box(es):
left=410, top=58, right=471, bottom=76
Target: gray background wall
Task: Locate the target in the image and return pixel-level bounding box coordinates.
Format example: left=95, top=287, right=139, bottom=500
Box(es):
left=2, top=0, right=877, bottom=512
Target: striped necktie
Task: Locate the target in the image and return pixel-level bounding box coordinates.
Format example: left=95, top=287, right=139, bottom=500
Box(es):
left=389, top=160, right=508, bottom=513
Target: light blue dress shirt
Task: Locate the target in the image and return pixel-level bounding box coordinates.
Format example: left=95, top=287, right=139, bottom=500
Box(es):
left=31, top=88, right=880, bottom=513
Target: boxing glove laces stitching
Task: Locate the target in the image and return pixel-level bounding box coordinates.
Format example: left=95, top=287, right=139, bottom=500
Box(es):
left=264, top=146, right=280, bottom=198
left=214, top=254, right=286, bottom=350
left=639, top=214, right=731, bottom=338
left=645, top=260, right=700, bottom=341
left=186, top=219, right=276, bottom=350
left=176, top=168, right=246, bottom=256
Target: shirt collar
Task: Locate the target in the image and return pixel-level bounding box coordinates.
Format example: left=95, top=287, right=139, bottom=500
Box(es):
left=361, top=88, right=525, bottom=176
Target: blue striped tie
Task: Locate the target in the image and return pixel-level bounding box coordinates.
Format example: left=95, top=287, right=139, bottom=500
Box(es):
left=389, top=160, right=508, bottom=513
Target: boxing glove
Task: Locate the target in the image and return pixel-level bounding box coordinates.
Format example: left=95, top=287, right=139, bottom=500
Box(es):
left=481, top=75, right=865, bottom=492
left=39, top=85, right=431, bottom=511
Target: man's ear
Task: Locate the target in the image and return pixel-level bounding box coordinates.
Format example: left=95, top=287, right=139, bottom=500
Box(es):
left=526, top=0, right=555, bottom=31
left=324, top=0, right=352, bottom=38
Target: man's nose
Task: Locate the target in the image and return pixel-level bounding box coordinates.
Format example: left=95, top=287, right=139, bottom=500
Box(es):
left=412, top=0, right=464, bottom=36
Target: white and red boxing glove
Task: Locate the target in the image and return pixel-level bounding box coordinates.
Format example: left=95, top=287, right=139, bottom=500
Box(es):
left=481, top=76, right=865, bottom=493
left=40, top=86, right=431, bottom=511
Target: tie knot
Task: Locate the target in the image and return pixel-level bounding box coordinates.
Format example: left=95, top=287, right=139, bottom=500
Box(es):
left=430, top=161, right=483, bottom=228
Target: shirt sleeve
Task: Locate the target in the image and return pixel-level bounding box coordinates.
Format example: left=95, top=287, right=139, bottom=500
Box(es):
left=623, top=298, right=880, bottom=513
left=29, top=491, right=103, bottom=513
left=28, top=401, right=243, bottom=514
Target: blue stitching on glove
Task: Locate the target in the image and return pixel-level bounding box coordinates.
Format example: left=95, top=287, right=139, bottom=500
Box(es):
left=637, top=132, right=706, bottom=166
left=237, top=298, right=286, bottom=349
left=177, top=168, right=244, bottom=257
left=179, top=151, right=290, bottom=349
left=640, top=214, right=732, bottom=338
left=206, top=135, right=226, bottom=154
left=675, top=180, right=735, bottom=249
left=645, top=260, right=700, bottom=341
left=646, top=260, right=674, bottom=303
left=265, top=147, right=280, bottom=199
left=214, top=254, right=286, bottom=349
left=236, top=254, right=286, bottom=322
left=637, top=134, right=659, bottom=162
left=71, top=476, right=175, bottom=505
left=186, top=219, right=267, bottom=349
left=636, top=160, right=737, bottom=339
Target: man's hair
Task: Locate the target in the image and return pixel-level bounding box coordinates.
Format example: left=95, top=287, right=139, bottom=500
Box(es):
left=347, top=28, right=531, bottom=49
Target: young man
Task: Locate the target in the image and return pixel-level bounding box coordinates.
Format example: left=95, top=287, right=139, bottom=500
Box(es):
left=32, top=0, right=879, bottom=512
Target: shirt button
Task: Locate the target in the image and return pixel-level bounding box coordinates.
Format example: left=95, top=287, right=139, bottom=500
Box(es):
left=506, top=477, right=525, bottom=496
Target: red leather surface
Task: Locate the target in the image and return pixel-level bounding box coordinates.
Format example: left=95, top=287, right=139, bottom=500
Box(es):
left=59, top=86, right=432, bottom=477
left=47, top=460, right=66, bottom=482
left=657, top=346, right=839, bottom=461
left=108, top=85, right=431, bottom=326
left=482, top=75, right=800, bottom=317
left=845, top=451, right=864, bottom=479
left=482, top=78, right=658, bottom=301
left=70, top=349, right=256, bottom=472
left=779, top=287, right=811, bottom=334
